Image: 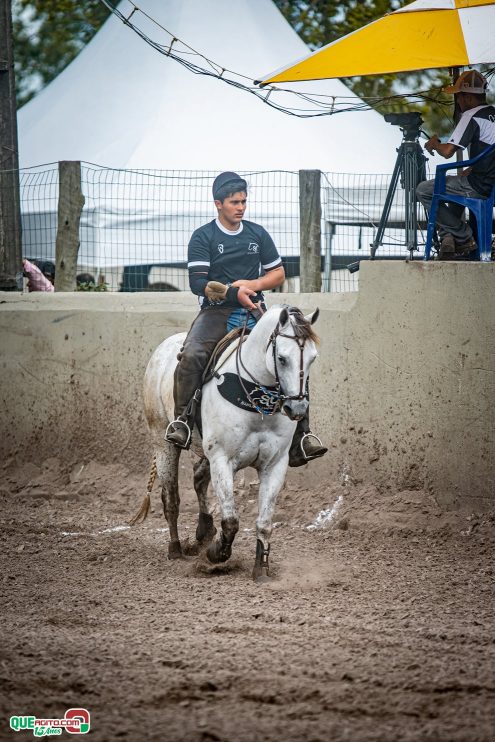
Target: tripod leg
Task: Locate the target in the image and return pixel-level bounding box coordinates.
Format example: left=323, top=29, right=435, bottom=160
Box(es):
left=371, top=144, right=403, bottom=259
left=404, top=141, right=428, bottom=257
left=404, top=143, right=418, bottom=255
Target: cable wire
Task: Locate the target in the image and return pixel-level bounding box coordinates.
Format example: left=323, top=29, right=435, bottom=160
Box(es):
left=97, top=0, right=476, bottom=119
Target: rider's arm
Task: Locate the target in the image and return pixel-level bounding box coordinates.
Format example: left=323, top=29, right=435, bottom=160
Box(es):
left=189, top=271, right=209, bottom=297
left=187, top=226, right=211, bottom=297
left=231, top=265, right=285, bottom=292
left=232, top=227, right=284, bottom=292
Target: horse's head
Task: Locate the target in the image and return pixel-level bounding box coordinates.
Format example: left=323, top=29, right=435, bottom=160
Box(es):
left=267, top=306, right=319, bottom=421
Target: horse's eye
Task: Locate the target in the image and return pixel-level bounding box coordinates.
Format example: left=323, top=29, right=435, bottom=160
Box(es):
left=277, top=356, right=287, bottom=366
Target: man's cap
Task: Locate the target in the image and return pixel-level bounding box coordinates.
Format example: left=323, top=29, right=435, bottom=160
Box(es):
left=444, top=70, right=488, bottom=95
left=212, top=171, right=246, bottom=199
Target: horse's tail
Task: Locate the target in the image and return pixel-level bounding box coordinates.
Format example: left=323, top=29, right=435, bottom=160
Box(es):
left=129, top=456, right=157, bottom=525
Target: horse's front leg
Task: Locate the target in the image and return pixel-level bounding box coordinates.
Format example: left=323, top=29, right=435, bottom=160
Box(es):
left=206, top=456, right=238, bottom=564
left=252, top=456, right=289, bottom=582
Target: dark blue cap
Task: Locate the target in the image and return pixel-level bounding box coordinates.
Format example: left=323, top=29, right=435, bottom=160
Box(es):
left=212, top=171, right=246, bottom=199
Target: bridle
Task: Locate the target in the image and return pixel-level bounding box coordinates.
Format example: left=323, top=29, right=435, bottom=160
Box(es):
left=268, top=324, right=309, bottom=403
left=235, top=308, right=310, bottom=417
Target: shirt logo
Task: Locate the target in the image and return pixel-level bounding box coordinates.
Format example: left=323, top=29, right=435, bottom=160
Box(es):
left=248, top=243, right=259, bottom=253
left=217, top=244, right=224, bottom=253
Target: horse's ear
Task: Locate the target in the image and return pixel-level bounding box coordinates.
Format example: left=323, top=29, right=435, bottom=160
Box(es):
left=279, top=307, right=290, bottom=327
left=305, top=308, right=319, bottom=325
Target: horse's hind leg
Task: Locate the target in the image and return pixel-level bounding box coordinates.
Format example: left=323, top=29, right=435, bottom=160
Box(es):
left=183, top=456, right=216, bottom=556
left=156, top=444, right=182, bottom=559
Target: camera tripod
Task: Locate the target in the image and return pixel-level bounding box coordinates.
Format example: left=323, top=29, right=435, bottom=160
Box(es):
left=370, top=113, right=428, bottom=259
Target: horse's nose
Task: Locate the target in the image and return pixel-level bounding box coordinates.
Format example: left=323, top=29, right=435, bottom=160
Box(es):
left=283, top=399, right=308, bottom=421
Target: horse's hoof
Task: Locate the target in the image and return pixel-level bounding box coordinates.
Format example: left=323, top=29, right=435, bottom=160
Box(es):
left=206, top=543, right=218, bottom=563
left=206, top=542, right=231, bottom=564
left=167, top=541, right=183, bottom=560
left=182, top=540, right=200, bottom=556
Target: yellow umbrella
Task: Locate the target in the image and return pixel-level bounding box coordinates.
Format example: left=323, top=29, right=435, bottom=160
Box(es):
left=258, top=0, right=495, bottom=85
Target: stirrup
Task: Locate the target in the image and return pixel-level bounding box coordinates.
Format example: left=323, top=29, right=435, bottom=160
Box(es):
left=300, top=432, right=325, bottom=461
left=165, top=419, right=192, bottom=449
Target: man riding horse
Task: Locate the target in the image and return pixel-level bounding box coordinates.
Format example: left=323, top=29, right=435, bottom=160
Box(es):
left=165, top=171, right=327, bottom=467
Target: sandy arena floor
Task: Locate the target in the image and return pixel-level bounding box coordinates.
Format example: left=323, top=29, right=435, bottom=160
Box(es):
left=1, top=456, right=494, bottom=741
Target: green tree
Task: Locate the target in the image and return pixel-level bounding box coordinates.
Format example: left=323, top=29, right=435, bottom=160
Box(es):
left=13, top=0, right=110, bottom=106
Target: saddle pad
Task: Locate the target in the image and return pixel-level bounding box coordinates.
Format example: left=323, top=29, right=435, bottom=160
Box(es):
left=216, top=372, right=281, bottom=415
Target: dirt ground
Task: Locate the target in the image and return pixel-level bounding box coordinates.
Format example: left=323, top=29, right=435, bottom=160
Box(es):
left=1, top=455, right=494, bottom=742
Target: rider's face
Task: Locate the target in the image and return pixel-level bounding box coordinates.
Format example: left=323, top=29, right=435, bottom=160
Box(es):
left=215, top=191, right=247, bottom=230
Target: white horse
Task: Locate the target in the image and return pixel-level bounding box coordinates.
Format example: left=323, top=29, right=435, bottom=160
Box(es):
left=133, top=305, right=319, bottom=581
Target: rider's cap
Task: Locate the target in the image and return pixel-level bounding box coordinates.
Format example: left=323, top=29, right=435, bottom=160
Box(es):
left=444, top=70, right=488, bottom=95
left=212, top=171, right=246, bottom=199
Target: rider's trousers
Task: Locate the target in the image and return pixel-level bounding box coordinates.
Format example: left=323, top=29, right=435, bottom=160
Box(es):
left=173, top=305, right=234, bottom=419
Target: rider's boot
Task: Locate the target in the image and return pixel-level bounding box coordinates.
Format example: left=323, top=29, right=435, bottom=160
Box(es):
left=166, top=362, right=203, bottom=449
left=288, top=415, right=328, bottom=468
left=166, top=409, right=196, bottom=449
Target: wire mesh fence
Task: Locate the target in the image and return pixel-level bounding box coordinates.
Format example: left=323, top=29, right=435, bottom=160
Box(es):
left=17, top=162, right=432, bottom=293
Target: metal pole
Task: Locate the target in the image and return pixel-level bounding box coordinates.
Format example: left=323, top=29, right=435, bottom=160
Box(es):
left=323, top=222, right=335, bottom=292
left=0, top=0, right=22, bottom=290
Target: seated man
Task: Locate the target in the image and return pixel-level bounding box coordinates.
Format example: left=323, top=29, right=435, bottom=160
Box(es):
left=416, top=70, right=495, bottom=260
left=166, top=171, right=327, bottom=467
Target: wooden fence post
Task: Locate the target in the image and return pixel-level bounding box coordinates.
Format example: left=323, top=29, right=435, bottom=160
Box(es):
left=54, top=161, right=85, bottom=291
left=299, top=170, right=321, bottom=293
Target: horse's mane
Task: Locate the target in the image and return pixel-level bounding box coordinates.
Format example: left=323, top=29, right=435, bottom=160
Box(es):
left=284, top=306, right=319, bottom=345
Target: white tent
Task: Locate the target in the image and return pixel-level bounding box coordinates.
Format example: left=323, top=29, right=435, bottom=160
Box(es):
left=18, top=0, right=400, bottom=173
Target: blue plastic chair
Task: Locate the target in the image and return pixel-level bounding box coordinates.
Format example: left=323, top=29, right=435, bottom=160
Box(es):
left=424, top=142, right=495, bottom=261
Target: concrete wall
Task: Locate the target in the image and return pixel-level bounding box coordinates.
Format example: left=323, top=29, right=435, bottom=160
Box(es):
left=1, top=261, right=494, bottom=509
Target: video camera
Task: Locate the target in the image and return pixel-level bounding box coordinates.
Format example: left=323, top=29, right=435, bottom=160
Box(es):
left=384, top=111, right=423, bottom=140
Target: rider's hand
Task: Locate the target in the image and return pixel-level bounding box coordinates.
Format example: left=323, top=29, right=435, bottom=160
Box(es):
left=205, top=281, right=228, bottom=302
left=237, top=285, right=257, bottom=310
